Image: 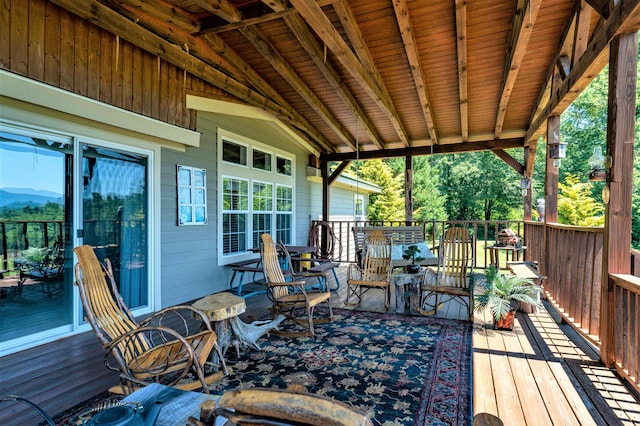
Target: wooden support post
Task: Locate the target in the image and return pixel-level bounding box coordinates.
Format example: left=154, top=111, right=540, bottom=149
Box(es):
left=320, top=158, right=330, bottom=222
left=405, top=155, right=413, bottom=225
left=523, top=146, right=532, bottom=221
left=600, top=32, right=637, bottom=367
left=544, top=115, right=560, bottom=224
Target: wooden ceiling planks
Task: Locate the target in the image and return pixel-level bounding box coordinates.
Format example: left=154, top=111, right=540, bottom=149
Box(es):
left=41, top=0, right=640, bottom=160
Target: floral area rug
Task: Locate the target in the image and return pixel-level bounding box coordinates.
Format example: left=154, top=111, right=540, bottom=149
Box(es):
left=210, top=309, right=472, bottom=426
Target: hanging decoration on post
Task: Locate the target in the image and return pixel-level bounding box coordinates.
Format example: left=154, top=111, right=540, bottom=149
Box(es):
left=588, top=146, right=607, bottom=182
left=549, top=139, right=566, bottom=168
left=520, top=177, right=530, bottom=197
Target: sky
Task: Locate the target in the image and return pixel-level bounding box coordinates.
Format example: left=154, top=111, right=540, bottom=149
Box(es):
left=0, top=142, right=65, bottom=195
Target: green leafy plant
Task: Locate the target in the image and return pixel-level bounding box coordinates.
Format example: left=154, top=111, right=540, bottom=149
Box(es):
left=402, top=244, right=426, bottom=265
left=474, top=265, right=541, bottom=322
left=20, top=247, right=48, bottom=265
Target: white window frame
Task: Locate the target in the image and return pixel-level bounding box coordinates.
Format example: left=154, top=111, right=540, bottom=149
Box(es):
left=177, top=165, right=207, bottom=226
left=217, top=129, right=295, bottom=264
left=354, top=194, right=365, bottom=218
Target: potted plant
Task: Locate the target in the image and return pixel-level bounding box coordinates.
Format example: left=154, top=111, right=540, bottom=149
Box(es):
left=474, top=265, right=541, bottom=330
left=402, top=244, right=425, bottom=274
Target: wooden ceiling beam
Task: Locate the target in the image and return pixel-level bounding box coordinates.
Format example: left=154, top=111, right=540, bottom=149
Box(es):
left=49, top=0, right=335, bottom=152
left=454, top=0, right=468, bottom=142
left=573, top=2, right=592, bottom=62
left=111, top=0, right=200, bottom=33
left=585, top=0, right=610, bottom=19
left=526, top=0, right=640, bottom=143
left=238, top=25, right=358, bottom=149
left=323, top=138, right=524, bottom=162
left=290, top=0, right=411, bottom=147
left=190, top=0, right=242, bottom=24
left=283, top=14, right=384, bottom=148
left=207, top=0, right=357, bottom=149
left=526, top=1, right=582, bottom=144
left=492, top=149, right=525, bottom=175
left=495, top=0, right=542, bottom=138
left=393, top=0, right=438, bottom=144
left=331, top=0, right=377, bottom=78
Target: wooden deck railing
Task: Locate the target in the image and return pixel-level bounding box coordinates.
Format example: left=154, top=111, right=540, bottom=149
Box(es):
left=311, top=219, right=526, bottom=268
left=524, top=222, right=639, bottom=395
left=0, top=220, right=64, bottom=270
left=609, top=273, right=640, bottom=393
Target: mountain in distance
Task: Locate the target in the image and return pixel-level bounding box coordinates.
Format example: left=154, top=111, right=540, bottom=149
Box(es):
left=0, top=187, right=64, bottom=208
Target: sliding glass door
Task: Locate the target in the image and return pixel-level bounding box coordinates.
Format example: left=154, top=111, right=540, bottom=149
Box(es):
left=0, top=126, right=73, bottom=342
left=0, top=123, right=150, bottom=351
left=81, top=143, right=149, bottom=309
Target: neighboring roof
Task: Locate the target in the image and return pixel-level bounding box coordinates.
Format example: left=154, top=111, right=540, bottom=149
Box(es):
left=53, top=0, right=640, bottom=169
left=307, top=168, right=380, bottom=194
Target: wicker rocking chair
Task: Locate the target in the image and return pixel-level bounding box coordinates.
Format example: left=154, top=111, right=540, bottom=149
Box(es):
left=419, top=227, right=475, bottom=320
left=260, top=234, right=332, bottom=337
left=345, top=230, right=393, bottom=310
left=73, top=245, right=228, bottom=395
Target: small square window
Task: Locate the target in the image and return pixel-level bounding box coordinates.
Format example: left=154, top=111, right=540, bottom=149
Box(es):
left=253, top=149, right=272, bottom=171
left=223, top=140, right=247, bottom=165
left=276, top=156, right=292, bottom=176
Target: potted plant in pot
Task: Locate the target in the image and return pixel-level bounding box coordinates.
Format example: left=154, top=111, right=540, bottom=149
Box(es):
left=474, top=265, right=541, bottom=330
left=402, top=244, right=425, bottom=274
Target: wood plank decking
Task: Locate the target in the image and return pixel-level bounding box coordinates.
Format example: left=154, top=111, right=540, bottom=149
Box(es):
left=0, top=265, right=638, bottom=425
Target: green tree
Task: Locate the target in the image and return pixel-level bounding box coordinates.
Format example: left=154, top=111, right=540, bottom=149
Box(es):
left=412, top=156, right=447, bottom=222
left=558, top=175, right=604, bottom=226
left=352, top=159, right=405, bottom=222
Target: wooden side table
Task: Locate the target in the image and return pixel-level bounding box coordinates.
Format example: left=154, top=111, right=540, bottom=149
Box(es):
left=193, top=293, right=246, bottom=360
left=192, top=292, right=284, bottom=360
left=392, top=270, right=424, bottom=315
left=487, top=245, right=527, bottom=270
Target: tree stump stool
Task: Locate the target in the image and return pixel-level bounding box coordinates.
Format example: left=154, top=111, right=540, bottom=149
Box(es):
left=193, top=292, right=284, bottom=362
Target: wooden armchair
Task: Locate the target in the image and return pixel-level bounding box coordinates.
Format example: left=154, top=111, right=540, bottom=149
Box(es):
left=419, top=227, right=474, bottom=320
left=73, top=245, right=228, bottom=395
left=260, top=234, right=332, bottom=337
left=345, top=230, right=393, bottom=310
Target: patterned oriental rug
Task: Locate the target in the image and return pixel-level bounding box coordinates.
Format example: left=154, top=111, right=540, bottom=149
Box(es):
left=48, top=309, right=472, bottom=425
left=210, top=309, right=472, bottom=426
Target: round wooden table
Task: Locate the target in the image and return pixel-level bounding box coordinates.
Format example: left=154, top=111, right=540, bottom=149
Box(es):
left=192, top=293, right=246, bottom=359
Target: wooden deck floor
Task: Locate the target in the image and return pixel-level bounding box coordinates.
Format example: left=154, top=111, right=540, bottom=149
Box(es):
left=1, top=265, right=638, bottom=425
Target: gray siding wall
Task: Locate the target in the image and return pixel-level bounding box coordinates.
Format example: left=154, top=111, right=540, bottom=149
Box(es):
left=159, top=112, right=314, bottom=307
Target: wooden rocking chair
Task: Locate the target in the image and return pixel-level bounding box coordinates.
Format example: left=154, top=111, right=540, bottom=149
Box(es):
left=260, top=234, right=332, bottom=337
left=345, top=230, right=393, bottom=310
left=419, top=227, right=475, bottom=320
left=73, top=245, right=229, bottom=395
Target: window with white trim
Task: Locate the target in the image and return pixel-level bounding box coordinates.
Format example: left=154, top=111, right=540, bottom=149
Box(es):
left=222, top=176, right=248, bottom=255
left=218, top=130, right=295, bottom=263
left=252, top=181, right=273, bottom=248
left=354, top=194, right=365, bottom=218
left=178, top=165, right=207, bottom=225
left=276, top=185, right=293, bottom=244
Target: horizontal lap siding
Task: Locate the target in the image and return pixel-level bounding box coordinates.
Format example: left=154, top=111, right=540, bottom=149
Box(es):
left=1, top=0, right=225, bottom=131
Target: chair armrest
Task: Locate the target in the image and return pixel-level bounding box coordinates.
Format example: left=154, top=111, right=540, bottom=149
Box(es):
left=141, top=305, right=213, bottom=334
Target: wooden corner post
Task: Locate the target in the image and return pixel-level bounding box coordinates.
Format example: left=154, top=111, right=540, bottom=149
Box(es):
left=600, top=33, right=637, bottom=367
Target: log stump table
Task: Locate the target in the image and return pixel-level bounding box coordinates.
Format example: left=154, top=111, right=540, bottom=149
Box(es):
left=192, top=292, right=284, bottom=362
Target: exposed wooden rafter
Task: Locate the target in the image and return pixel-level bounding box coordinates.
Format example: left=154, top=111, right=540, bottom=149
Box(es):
left=392, top=0, right=438, bottom=144
left=492, top=149, right=525, bottom=175
left=289, top=0, right=411, bottom=147
left=323, top=138, right=524, bottom=162
left=49, top=0, right=335, bottom=152
left=191, top=0, right=242, bottom=24
left=526, top=0, right=640, bottom=143
left=283, top=13, right=384, bottom=148
left=495, top=0, right=542, bottom=138
left=202, top=0, right=357, bottom=150
left=455, top=0, right=468, bottom=142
